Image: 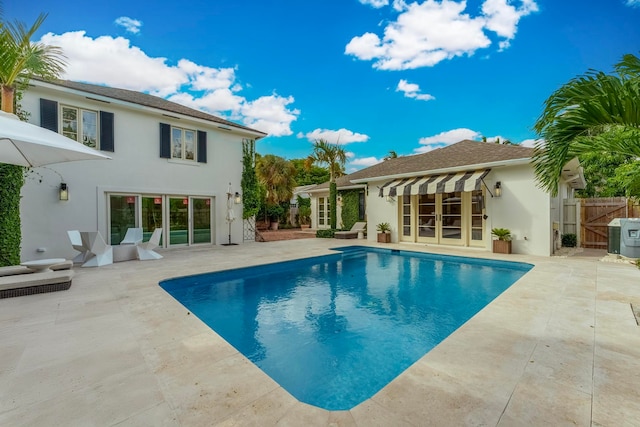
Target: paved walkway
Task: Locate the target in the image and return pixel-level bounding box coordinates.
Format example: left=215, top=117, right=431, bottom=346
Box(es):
left=1, top=240, right=639, bottom=426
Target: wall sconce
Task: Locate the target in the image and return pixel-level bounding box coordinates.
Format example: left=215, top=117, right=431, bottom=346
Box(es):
left=59, top=183, right=69, bottom=201
left=234, top=192, right=242, bottom=204
left=494, top=181, right=502, bottom=198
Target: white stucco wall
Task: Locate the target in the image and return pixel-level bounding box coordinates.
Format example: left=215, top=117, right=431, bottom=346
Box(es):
left=18, top=82, right=257, bottom=261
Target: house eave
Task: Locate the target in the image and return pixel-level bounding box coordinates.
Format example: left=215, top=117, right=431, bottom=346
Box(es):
left=349, top=158, right=531, bottom=184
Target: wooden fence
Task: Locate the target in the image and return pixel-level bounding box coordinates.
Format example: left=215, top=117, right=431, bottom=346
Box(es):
left=577, top=197, right=640, bottom=249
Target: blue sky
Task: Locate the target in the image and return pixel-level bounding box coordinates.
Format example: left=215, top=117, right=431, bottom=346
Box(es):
left=6, top=0, right=640, bottom=172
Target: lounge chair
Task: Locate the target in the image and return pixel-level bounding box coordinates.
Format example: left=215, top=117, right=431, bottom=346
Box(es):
left=67, top=230, right=91, bottom=264
left=334, top=222, right=367, bottom=239
left=120, top=227, right=143, bottom=245
left=81, top=231, right=113, bottom=267
left=136, top=228, right=163, bottom=260
left=0, top=268, right=74, bottom=298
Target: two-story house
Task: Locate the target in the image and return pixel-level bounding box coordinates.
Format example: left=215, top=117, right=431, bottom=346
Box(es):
left=19, top=79, right=266, bottom=261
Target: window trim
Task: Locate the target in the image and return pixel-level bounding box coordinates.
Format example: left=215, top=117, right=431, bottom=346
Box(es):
left=60, top=104, right=99, bottom=149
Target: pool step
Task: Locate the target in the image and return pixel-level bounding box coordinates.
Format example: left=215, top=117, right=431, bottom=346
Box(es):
left=341, top=250, right=368, bottom=260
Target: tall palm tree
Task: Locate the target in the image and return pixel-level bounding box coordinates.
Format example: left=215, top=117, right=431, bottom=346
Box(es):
left=0, top=13, right=66, bottom=113
left=532, top=53, right=640, bottom=195
left=256, top=154, right=297, bottom=206
left=0, top=13, right=66, bottom=266
left=306, top=139, right=347, bottom=229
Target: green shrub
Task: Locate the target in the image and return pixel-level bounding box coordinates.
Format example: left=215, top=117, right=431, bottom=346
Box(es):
left=0, top=164, right=24, bottom=266
left=316, top=229, right=336, bottom=238
left=266, top=204, right=284, bottom=221
left=340, top=190, right=360, bottom=231
left=562, top=233, right=577, bottom=247
left=491, top=227, right=512, bottom=241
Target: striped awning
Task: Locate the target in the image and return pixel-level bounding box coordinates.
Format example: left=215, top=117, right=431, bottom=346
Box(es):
left=379, top=169, right=491, bottom=197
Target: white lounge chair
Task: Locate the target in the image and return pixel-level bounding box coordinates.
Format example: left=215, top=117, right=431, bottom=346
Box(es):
left=67, top=230, right=91, bottom=264
left=120, top=227, right=143, bottom=245
left=335, top=222, right=367, bottom=239
left=136, top=228, right=163, bottom=260
left=81, top=231, right=113, bottom=267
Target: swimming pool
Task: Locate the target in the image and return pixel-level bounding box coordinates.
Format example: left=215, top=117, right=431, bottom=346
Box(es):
left=160, top=246, right=532, bottom=411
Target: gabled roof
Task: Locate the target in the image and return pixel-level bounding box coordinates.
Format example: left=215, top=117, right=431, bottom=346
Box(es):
left=309, top=140, right=533, bottom=192
left=32, top=78, right=268, bottom=137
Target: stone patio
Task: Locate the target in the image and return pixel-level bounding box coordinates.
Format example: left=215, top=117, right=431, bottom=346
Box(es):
left=0, top=239, right=639, bottom=426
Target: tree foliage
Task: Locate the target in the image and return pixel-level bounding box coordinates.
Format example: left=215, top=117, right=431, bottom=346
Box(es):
left=290, top=158, right=329, bottom=185
left=255, top=154, right=297, bottom=206
left=532, top=53, right=640, bottom=196
left=241, top=139, right=260, bottom=219
left=306, top=139, right=347, bottom=229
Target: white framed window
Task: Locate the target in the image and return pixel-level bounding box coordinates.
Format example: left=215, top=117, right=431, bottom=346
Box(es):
left=171, top=126, right=196, bottom=161
left=61, top=105, right=98, bottom=148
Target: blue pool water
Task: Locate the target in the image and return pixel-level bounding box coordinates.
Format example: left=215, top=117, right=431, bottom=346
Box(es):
left=160, top=246, right=532, bottom=411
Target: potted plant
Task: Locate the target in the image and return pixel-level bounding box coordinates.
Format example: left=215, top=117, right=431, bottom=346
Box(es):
left=298, top=205, right=311, bottom=229
left=376, top=222, right=391, bottom=243
left=266, top=204, right=284, bottom=230
left=491, top=227, right=512, bottom=254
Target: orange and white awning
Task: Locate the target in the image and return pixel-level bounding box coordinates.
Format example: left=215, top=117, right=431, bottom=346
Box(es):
left=379, top=169, right=491, bottom=197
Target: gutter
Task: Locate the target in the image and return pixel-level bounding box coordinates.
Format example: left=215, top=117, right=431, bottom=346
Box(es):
left=349, top=158, right=532, bottom=183
left=307, top=184, right=366, bottom=194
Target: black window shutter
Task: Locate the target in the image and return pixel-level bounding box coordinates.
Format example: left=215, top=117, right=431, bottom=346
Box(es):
left=40, top=99, right=58, bottom=132
left=99, top=111, right=114, bottom=152
left=197, top=130, right=207, bottom=163
left=159, top=123, right=171, bottom=158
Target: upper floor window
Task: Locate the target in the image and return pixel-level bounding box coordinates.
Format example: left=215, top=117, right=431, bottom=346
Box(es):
left=61, top=105, right=98, bottom=148
left=171, top=127, right=196, bottom=161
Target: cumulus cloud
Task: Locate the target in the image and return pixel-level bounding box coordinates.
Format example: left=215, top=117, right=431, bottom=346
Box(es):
left=626, top=0, right=640, bottom=6
left=297, top=128, right=370, bottom=144
left=114, top=17, right=143, bottom=34
left=519, top=138, right=539, bottom=147
left=346, top=0, right=538, bottom=70
left=396, top=79, right=435, bottom=101
left=359, top=0, right=389, bottom=7
left=38, top=31, right=298, bottom=136
left=350, top=156, right=382, bottom=167
left=415, top=128, right=480, bottom=153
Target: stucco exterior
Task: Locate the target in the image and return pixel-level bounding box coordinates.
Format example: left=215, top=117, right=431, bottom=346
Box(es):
left=18, top=80, right=264, bottom=261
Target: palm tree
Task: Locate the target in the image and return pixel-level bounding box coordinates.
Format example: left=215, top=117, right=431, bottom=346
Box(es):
left=532, top=53, right=640, bottom=195
left=0, top=13, right=66, bottom=266
left=256, top=154, right=297, bottom=215
left=0, top=13, right=66, bottom=113
left=383, top=150, right=398, bottom=160
left=306, top=139, right=347, bottom=229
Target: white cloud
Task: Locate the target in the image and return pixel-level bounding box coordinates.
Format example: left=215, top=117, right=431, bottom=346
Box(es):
left=345, top=151, right=356, bottom=158
left=114, top=17, right=143, bottom=34
left=298, top=128, right=370, bottom=144
left=626, top=0, right=640, bottom=6
left=350, top=156, right=382, bottom=167
left=519, top=138, right=539, bottom=147
left=347, top=0, right=538, bottom=70
left=415, top=128, right=480, bottom=153
left=396, top=79, right=435, bottom=101
left=37, top=31, right=298, bottom=136
left=359, top=0, right=389, bottom=7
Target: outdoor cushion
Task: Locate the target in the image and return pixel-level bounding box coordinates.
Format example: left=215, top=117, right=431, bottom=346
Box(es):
left=335, top=222, right=367, bottom=239
left=0, top=270, right=75, bottom=298
left=0, top=265, right=34, bottom=277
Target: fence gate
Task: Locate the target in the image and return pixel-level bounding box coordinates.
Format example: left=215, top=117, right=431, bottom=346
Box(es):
left=580, top=197, right=629, bottom=249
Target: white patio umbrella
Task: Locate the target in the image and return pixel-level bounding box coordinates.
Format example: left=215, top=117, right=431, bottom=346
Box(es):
left=0, top=111, right=111, bottom=167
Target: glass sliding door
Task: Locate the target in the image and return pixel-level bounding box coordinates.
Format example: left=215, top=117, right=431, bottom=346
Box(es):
left=169, top=197, right=189, bottom=246
left=142, top=196, right=163, bottom=244
left=109, top=195, right=137, bottom=244
left=192, top=198, right=212, bottom=244
left=441, top=191, right=462, bottom=243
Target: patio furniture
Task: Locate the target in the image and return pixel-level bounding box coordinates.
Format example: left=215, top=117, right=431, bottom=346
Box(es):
left=335, top=222, right=367, bottom=239
left=80, top=231, right=113, bottom=267
left=68, top=230, right=91, bottom=264
left=120, top=227, right=143, bottom=245
left=21, top=258, right=66, bottom=272
left=0, top=269, right=75, bottom=299
left=136, top=228, right=163, bottom=260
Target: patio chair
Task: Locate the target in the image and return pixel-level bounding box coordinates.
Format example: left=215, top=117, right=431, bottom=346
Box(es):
left=136, top=228, right=163, bottom=260
left=334, top=222, right=367, bottom=239
left=120, top=227, right=143, bottom=245
left=81, top=231, right=113, bottom=267
left=67, top=230, right=91, bottom=264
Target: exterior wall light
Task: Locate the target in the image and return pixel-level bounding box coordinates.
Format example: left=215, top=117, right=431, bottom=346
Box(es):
left=494, top=181, right=502, bottom=198
left=59, top=183, right=69, bottom=201
left=386, top=195, right=395, bottom=202
left=234, top=192, right=242, bottom=204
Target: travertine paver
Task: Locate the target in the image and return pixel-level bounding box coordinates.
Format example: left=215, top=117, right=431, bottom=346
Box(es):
left=0, top=239, right=639, bottom=426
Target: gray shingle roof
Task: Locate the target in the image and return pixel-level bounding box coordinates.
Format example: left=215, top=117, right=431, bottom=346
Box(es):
left=35, top=78, right=267, bottom=136
left=310, top=140, right=533, bottom=191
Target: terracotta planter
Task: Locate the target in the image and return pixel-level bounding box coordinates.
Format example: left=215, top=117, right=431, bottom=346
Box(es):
left=377, top=232, right=391, bottom=243
left=493, top=239, right=512, bottom=254
left=300, top=224, right=310, bottom=229
left=270, top=222, right=279, bottom=231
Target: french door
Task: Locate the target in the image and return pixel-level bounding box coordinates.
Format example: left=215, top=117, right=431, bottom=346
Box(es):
left=413, top=191, right=464, bottom=245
